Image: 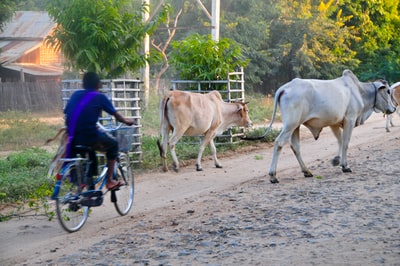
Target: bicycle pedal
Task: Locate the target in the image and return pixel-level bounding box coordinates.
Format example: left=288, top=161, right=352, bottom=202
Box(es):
left=68, top=203, right=81, bottom=212
left=81, top=190, right=103, bottom=207
left=111, top=190, right=117, bottom=203
left=81, top=190, right=102, bottom=198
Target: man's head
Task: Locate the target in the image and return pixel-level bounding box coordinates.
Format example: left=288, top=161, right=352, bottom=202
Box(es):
left=82, top=72, right=101, bottom=90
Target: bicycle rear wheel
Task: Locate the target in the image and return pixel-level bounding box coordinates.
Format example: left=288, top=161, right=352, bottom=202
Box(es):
left=55, top=164, right=89, bottom=233
left=112, top=153, right=134, bottom=216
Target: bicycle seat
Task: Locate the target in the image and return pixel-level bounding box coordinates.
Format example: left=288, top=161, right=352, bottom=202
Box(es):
left=73, top=145, right=93, bottom=154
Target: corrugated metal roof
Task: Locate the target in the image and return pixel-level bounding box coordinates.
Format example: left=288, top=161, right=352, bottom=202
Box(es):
left=0, top=11, right=56, bottom=65
left=0, top=40, right=41, bottom=64
left=3, top=63, right=63, bottom=76
left=0, top=11, right=55, bottom=39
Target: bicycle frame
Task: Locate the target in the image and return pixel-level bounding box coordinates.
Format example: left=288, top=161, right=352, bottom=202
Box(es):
left=51, top=157, right=89, bottom=200
left=52, top=124, right=135, bottom=232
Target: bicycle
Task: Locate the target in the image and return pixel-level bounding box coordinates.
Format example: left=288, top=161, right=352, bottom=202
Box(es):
left=51, top=124, right=135, bottom=233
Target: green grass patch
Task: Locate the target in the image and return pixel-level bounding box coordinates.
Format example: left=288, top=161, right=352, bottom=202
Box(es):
left=0, top=147, right=55, bottom=221
left=0, top=147, right=54, bottom=203
left=0, top=111, right=63, bottom=151
left=245, top=92, right=277, bottom=125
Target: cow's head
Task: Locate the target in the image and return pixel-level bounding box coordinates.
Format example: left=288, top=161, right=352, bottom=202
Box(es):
left=373, top=79, right=396, bottom=115
left=235, top=102, right=252, bottom=127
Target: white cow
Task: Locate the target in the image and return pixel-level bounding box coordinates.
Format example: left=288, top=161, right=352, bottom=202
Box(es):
left=157, top=90, right=252, bottom=172
left=245, top=69, right=396, bottom=183
left=385, top=82, right=400, bottom=132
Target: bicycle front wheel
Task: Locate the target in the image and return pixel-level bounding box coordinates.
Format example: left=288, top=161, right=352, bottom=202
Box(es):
left=55, top=164, right=89, bottom=233
left=112, top=153, right=134, bottom=216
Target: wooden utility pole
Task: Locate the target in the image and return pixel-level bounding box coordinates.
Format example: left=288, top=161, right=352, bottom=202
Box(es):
left=196, top=0, right=220, bottom=41
left=142, top=0, right=150, bottom=108
left=211, top=0, right=220, bottom=41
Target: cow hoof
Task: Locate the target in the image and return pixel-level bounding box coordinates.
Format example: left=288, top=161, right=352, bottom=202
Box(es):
left=332, top=156, right=340, bottom=166
left=173, top=164, right=179, bottom=172
left=196, top=164, right=203, bottom=171
left=270, top=177, right=279, bottom=184
left=215, top=164, right=223, bottom=169
left=269, top=174, right=279, bottom=183
left=341, top=166, right=352, bottom=173
left=303, top=171, right=313, bottom=178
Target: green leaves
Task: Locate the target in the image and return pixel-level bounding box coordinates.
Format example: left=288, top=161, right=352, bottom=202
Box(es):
left=336, top=0, right=400, bottom=82
left=46, top=0, right=170, bottom=78
left=170, top=33, right=248, bottom=81
left=0, top=0, right=18, bottom=31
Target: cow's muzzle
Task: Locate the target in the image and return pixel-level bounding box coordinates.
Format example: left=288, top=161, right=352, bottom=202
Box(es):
left=385, top=107, right=396, bottom=115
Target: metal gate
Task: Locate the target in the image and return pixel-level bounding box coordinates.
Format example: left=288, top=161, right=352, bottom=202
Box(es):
left=61, top=79, right=142, bottom=163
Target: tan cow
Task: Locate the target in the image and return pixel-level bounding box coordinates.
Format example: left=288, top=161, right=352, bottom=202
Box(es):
left=385, top=82, right=400, bottom=132
left=242, top=69, right=395, bottom=183
left=157, top=90, right=252, bottom=172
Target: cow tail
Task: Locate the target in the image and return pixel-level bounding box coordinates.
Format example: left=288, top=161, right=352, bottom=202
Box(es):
left=240, top=89, right=282, bottom=141
left=156, top=139, right=165, bottom=158
left=157, top=95, right=171, bottom=158
left=44, top=127, right=66, bottom=145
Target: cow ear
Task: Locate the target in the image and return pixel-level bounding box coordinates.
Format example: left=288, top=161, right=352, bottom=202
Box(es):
left=378, top=84, right=387, bottom=90
left=236, top=104, right=244, bottom=112
left=375, top=80, right=388, bottom=90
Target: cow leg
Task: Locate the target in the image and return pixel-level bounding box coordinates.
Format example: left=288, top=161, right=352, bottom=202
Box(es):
left=196, top=133, right=219, bottom=171
left=385, top=115, right=391, bottom=132
left=159, top=124, right=171, bottom=172
left=209, top=138, right=223, bottom=169
left=330, top=126, right=342, bottom=166
left=389, top=114, right=394, bottom=127
left=169, top=143, right=180, bottom=172
left=195, top=137, right=206, bottom=171
left=339, top=121, right=353, bottom=173
left=168, top=129, right=185, bottom=172
left=269, top=127, right=294, bottom=183
left=290, top=127, right=313, bottom=178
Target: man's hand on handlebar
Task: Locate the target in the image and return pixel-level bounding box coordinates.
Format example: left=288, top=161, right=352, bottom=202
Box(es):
left=124, top=118, right=135, bottom=126
left=114, top=112, right=135, bottom=126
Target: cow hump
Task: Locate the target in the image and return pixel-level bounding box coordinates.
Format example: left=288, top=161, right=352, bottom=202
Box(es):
left=207, top=90, right=223, bottom=102
left=342, top=69, right=361, bottom=90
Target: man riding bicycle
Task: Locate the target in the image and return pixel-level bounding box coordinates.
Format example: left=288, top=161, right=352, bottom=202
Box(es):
left=64, top=72, right=134, bottom=190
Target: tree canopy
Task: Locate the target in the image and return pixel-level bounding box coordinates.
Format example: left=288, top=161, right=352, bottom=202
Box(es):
left=0, top=0, right=19, bottom=32
left=45, top=0, right=170, bottom=78
left=156, top=0, right=400, bottom=94
left=336, top=0, right=400, bottom=82
left=4, top=0, right=400, bottom=94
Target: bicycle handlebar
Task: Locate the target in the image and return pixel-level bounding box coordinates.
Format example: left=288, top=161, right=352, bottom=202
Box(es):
left=96, top=122, right=123, bottom=132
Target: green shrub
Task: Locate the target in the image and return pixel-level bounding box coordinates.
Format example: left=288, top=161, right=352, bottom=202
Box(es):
left=170, top=34, right=249, bottom=82
left=0, top=148, right=53, bottom=204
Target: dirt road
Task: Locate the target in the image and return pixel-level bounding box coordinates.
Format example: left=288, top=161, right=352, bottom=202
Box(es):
left=1, top=113, right=399, bottom=265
